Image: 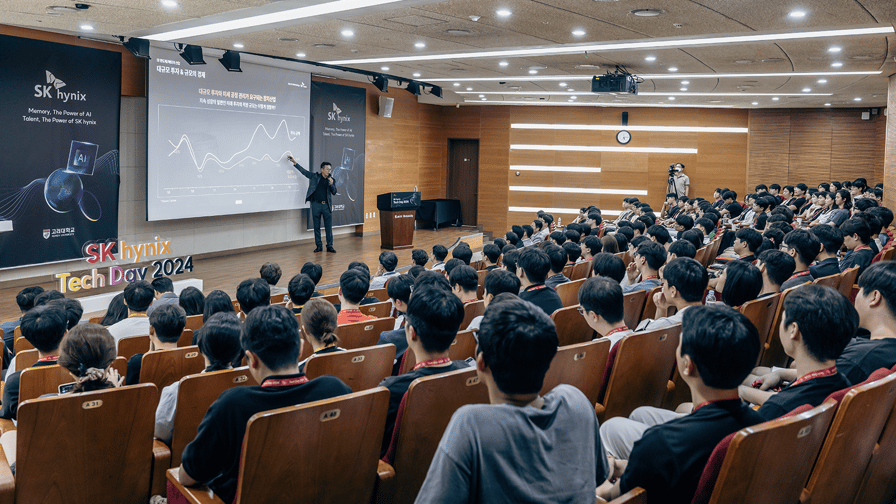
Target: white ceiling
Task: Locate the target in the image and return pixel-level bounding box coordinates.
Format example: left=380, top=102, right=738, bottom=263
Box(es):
left=6, top=0, right=896, bottom=109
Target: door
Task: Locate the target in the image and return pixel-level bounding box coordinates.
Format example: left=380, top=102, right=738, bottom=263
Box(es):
left=447, top=139, right=479, bottom=226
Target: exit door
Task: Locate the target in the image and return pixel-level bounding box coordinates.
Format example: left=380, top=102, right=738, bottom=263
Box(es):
left=447, top=139, right=479, bottom=226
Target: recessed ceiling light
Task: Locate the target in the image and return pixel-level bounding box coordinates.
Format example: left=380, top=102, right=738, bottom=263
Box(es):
left=529, top=69, right=538, bottom=74
left=789, top=10, right=807, bottom=18
left=668, top=67, right=678, bottom=72
left=314, top=43, right=335, bottom=48
left=817, top=79, right=827, bottom=83
left=499, top=61, right=509, bottom=67
left=645, top=56, right=656, bottom=61
left=496, top=9, right=512, bottom=17
left=453, top=82, right=460, bottom=86
left=854, top=97, right=862, bottom=101
left=824, top=103, right=831, bottom=106
left=446, top=29, right=474, bottom=36
left=681, top=80, right=689, bottom=84
left=466, top=87, right=473, bottom=91
left=752, top=101, right=759, bottom=105
left=341, top=29, right=354, bottom=37
left=481, top=97, right=487, bottom=101
left=828, top=46, right=841, bottom=53
left=772, top=97, right=780, bottom=100
left=479, top=94, right=485, bottom=97
left=735, top=59, right=757, bottom=64
left=802, top=87, right=811, bottom=92
left=668, top=97, right=675, bottom=100
left=680, top=87, right=687, bottom=91
left=381, top=66, right=389, bottom=71
left=568, top=88, right=575, bottom=92
left=559, top=82, right=567, bottom=87
left=80, top=24, right=94, bottom=31
left=831, top=62, right=843, bottom=67
left=296, top=52, right=306, bottom=57
left=631, top=9, right=665, bottom=17
left=415, top=42, right=426, bottom=48
left=571, top=96, right=578, bottom=99
left=572, top=29, right=586, bottom=36
left=413, top=72, right=421, bottom=77
left=278, top=37, right=298, bottom=42
left=161, top=0, right=178, bottom=7
left=233, top=43, right=244, bottom=48
left=710, top=100, right=723, bottom=103
left=48, top=5, right=80, bottom=12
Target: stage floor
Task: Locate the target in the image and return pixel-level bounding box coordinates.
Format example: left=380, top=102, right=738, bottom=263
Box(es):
left=0, top=227, right=479, bottom=322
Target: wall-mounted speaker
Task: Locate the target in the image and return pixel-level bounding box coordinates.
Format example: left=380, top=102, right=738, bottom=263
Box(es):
left=379, top=96, right=394, bottom=118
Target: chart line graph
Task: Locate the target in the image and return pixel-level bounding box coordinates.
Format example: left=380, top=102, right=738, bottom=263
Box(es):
left=167, top=119, right=301, bottom=172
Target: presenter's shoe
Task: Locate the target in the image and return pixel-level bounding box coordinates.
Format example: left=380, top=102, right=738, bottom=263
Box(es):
left=327, top=247, right=337, bottom=253
left=313, top=247, right=323, bottom=253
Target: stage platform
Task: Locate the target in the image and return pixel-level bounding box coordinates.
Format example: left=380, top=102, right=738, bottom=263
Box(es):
left=0, top=227, right=483, bottom=322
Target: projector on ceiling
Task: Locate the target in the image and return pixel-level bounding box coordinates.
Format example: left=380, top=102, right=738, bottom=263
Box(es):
left=591, top=74, right=639, bottom=94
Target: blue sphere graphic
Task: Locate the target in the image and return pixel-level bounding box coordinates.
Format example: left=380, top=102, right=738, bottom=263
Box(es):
left=44, top=169, right=83, bottom=213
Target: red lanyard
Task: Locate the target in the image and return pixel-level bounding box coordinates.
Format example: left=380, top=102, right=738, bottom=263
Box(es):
left=604, top=326, right=629, bottom=339
left=855, top=245, right=871, bottom=252
left=463, top=298, right=478, bottom=304
left=412, top=357, right=451, bottom=371
left=791, top=366, right=837, bottom=387
left=642, top=275, right=659, bottom=281
left=693, top=398, right=737, bottom=412
left=526, top=284, right=548, bottom=292
left=262, top=376, right=309, bottom=387
left=38, top=355, right=59, bottom=362
left=788, top=270, right=811, bottom=281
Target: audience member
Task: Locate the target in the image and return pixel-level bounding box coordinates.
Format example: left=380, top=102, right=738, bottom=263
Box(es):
left=300, top=262, right=324, bottom=297
left=202, top=290, right=235, bottom=323
left=501, top=248, right=520, bottom=275
left=336, top=269, right=375, bottom=325
left=286, top=274, right=316, bottom=314
left=431, top=244, right=449, bottom=271
left=370, top=251, right=400, bottom=290
left=755, top=249, right=795, bottom=297
left=100, top=294, right=129, bottom=327
left=259, top=262, right=286, bottom=296
left=178, top=287, right=205, bottom=317
left=1, top=286, right=44, bottom=356
left=839, top=217, right=875, bottom=276
left=378, top=275, right=416, bottom=362
left=601, top=235, right=620, bottom=254
left=411, top=249, right=429, bottom=267
left=482, top=243, right=501, bottom=270
left=544, top=245, right=570, bottom=289
left=809, top=225, right=843, bottom=279
left=581, top=235, right=603, bottom=261
left=297, top=298, right=344, bottom=373
left=126, top=304, right=187, bottom=385
left=516, top=247, right=563, bottom=316
left=637, top=258, right=708, bottom=332
left=466, top=269, right=521, bottom=332
left=147, top=277, right=179, bottom=317
left=623, top=241, right=666, bottom=294
left=236, top=278, right=271, bottom=316
left=667, top=240, right=697, bottom=261
left=780, top=229, right=820, bottom=290
left=449, top=265, right=480, bottom=304
left=579, top=277, right=631, bottom=348
left=592, top=253, right=627, bottom=283
left=715, top=261, right=762, bottom=308
left=107, top=280, right=154, bottom=343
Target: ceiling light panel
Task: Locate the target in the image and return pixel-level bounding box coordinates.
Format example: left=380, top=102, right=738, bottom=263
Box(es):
left=424, top=71, right=880, bottom=82
left=511, top=144, right=698, bottom=153
left=511, top=124, right=748, bottom=133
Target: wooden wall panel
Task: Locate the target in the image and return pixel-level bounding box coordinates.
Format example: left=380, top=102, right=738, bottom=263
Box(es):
left=887, top=75, right=896, bottom=210
left=789, top=111, right=832, bottom=184
left=747, top=110, right=791, bottom=189
left=830, top=109, right=885, bottom=183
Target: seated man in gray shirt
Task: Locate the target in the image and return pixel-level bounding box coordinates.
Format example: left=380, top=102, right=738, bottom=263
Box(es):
left=415, top=297, right=610, bottom=503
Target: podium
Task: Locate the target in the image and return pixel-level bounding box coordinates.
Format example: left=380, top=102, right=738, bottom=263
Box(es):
left=377, top=192, right=420, bottom=250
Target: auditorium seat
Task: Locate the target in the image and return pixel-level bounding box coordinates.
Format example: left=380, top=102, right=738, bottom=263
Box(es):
left=622, top=290, right=648, bottom=330
left=460, top=300, right=485, bottom=330
left=837, top=266, right=859, bottom=300
left=639, top=286, right=663, bottom=323
left=854, top=392, right=896, bottom=503
left=377, top=368, right=488, bottom=504
left=737, top=294, right=781, bottom=366
left=177, top=328, right=193, bottom=348
left=167, top=387, right=389, bottom=504
left=811, top=273, right=840, bottom=290
left=367, top=287, right=389, bottom=302
left=691, top=399, right=837, bottom=504
left=184, top=314, right=203, bottom=332
left=476, top=268, right=489, bottom=288
left=556, top=278, right=587, bottom=308
left=304, top=344, right=396, bottom=392
left=18, top=364, right=73, bottom=403
left=611, top=487, right=647, bottom=503
left=118, top=335, right=150, bottom=360
left=760, top=287, right=798, bottom=368
left=359, top=300, right=393, bottom=318
left=14, top=349, right=39, bottom=372
left=88, top=316, right=103, bottom=324
left=336, top=318, right=395, bottom=350
left=550, top=305, right=595, bottom=347
left=562, top=263, right=575, bottom=279
left=694, top=245, right=709, bottom=268
left=139, top=346, right=206, bottom=389
left=595, top=324, right=681, bottom=423
left=13, top=337, right=33, bottom=355
left=0, top=383, right=159, bottom=504
left=270, top=293, right=287, bottom=303
left=448, top=330, right=477, bottom=361
left=540, top=339, right=610, bottom=404
left=570, top=260, right=592, bottom=281
left=321, top=293, right=340, bottom=305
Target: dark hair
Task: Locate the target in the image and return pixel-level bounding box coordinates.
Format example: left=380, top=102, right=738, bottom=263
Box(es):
left=858, top=261, right=896, bottom=318
left=755, top=184, right=768, bottom=192
left=237, top=278, right=271, bottom=314
left=287, top=274, right=317, bottom=306
left=259, top=263, right=283, bottom=286
left=582, top=236, right=603, bottom=257
left=533, top=220, right=543, bottom=231
left=349, top=261, right=370, bottom=276
left=549, top=231, right=566, bottom=245
left=579, top=277, right=624, bottom=324
left=33, top=290, right=63, bottom=308
left=693, top=219, right=714, bottom=234
left=203, top=290, right=235, bottom=323
left=635, top=240, right=667, bottom=271
left=783, top=229, right=821, bottom=266
left=735, top=228, right=763, bottom=254
left=614, top=233, right=629, bottom=251
left=151, top=276, right=174, bottom=294
left=242, top=305, right=302, bottom=370
left=15, top=286, right=45, bottom=312
left=21, top=304, right=68, bottom=352
left=562, top=241, right=582, bottom=263
left=810, top=225, right=844, bottom=255
left=680, top=305, right=760, bottom=389
left=502, top=248, right=519, bottom=274
left=493, top=237, right=508, bottom=250
left=150, top=304, right=187, bottom=343
left=663, top=258, right=709, bottom=302
left=406, top=286, right=465, bottom=353
left=668, top=240, right=697, bottom=260
left=522, top=224, right=534, bottom=238
left=587, top=212, right=603, bottom=226
left=868, top=206, right=894, bottom=229
left=477, top=298, right=558, bottom=394
left=124, top=280, right=154, bottom=312
left=796, top=183, right=809, bottom=193
left=719, top=261, right=762, bottom=308
left=770, top=205, right=794, bottom=222
left=854, top=198, right=878, bottom=213
left=783, top=286, right=857, bottom=361
left=517, top=247, right=552, bottom=284
left=512, top=225, right=524, bottom=240
left=432, top=244, right=449, bottom=261
left=483, top=243, right=501, bottom=264
left=408, top=265, right=426, bottom=279
left=379, top=251, right=399, bottom=272
left=300, top=262, right=323, bottom=285
left=100, top=293, right=129, bottom=326
left=449, top=265, right=479, bottom=293
left=300, top=298, right=339, bottom=347
left=725, top=202, right=743, bottom=218
left=757, top=249, right=796, bottom=287
left=630, top=220, right=646, bottom=235
left=58, top=323, right=117, bottom=393
left=452, top=246, right=473, bottom=265
left=414, top=270, right=452, bottom=292
left=545, top=244, right=568, bottom=274
left=506, top=231, right=521, bottom=245
left=387, top=274, right=415, bottom=304
left=762, top=228, right=785, bottom=250
left=835, top=189, right=853, bottom=210
left=722, top=190, right=738, bottom=201
left=484, top=269, right=521, bottom=298
left=444, top=258, right=465, bottom=276
left=411, top=249, right=429, bottom=266
left=853, top=178, right=868, bottom=191
left=601, top=236, right=620, bottom=254
left=565, top=229, right=582, bottom=244
left=592, top=253, right=626, bottom=283
left=48, top=298, right=83, bottom=330
left=754, top=196, right=774, bottom=211
left=339, top=268, right=371, bottom=304
left=667, top=192, right=678, bottom=199
left=197, top=312, right=243, bottom=371
left=840, top=217, right=872, bottom=245
left=639, top=214, right=656, bottom=228
left=616, top=226, right=635, bottom=241
left=178, top=286, right=205, bottom=316
left=675, top=214, right=694, bottom=231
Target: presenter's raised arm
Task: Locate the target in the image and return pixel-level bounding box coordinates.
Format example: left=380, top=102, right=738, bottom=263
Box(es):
left=286, top=155, right=313, bottom=179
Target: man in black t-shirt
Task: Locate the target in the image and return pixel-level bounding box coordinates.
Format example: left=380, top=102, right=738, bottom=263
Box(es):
left=809, top=225, right=843, bottom=280
left=839, top=217, right=875, bottom=276
left=125, top=304, right=186, bottom=385
left=175, top=305, right=350, bottom=503
left=516, top=247, right=563, bottom=316
left=836, top=262, right=896, bottom=384
left=288, top=156, right=338, bottom=253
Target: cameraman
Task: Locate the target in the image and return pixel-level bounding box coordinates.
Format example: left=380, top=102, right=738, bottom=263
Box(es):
left=668, top=163, right=690, bottom=198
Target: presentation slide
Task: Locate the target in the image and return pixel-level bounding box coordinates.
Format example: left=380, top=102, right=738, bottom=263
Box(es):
left=147, top=46, right=311, bottom=221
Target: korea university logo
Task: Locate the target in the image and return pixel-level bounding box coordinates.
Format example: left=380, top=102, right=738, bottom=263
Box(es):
left=43, top=229, right=51, bottom=239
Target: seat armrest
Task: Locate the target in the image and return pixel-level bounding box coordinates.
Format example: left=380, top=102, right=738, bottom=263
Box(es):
left=0, top=420, right=14, bottom=436
left=377, top=460, right=395, bottom=481
left=166, top=468, right=225, bottom=504
left=151, top=439, right=171, bottom=496
left=594, top=403, right=605, bottom=416
left=373, top=461, right=396, bottom=504
left=0, top=446, right=14, bottom=504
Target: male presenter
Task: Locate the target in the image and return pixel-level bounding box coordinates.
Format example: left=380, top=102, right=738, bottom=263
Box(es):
left=287, top=155, right=337, bottom=253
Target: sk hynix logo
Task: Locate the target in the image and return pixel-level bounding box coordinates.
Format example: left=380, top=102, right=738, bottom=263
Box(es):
left=328, top=103, right=350, bottom=123
left=34, top=70, right=87, bottom=102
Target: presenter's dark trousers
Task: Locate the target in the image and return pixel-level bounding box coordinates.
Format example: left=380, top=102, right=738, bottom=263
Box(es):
left=311, top=201, right=333, bottom=249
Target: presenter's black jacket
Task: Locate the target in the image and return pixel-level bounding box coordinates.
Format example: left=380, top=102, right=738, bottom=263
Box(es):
left=293, top=162, right=338, bottom=206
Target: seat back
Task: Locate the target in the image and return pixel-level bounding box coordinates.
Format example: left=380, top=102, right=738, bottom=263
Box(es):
left=737, top=294, right=781, bottom=365
left=639, top=286, right=663, bottom=323
left=854, top=400, right=896, bottom=504
left=118, top=335, right=150, bottom=360
left=390, top=368, right=489, bottom=504
left=176, top=328, right=193, bottom=348
left=803, top=370, right=896, bottom=504
left=13, top=337, right=34, bottom=354
left=234, top=388, right=389, bottom=504
left=703, top=400, right=837, bottom=504
left=550, top=305, right=595, bottom=347
left=759, top=287, right=798, bottom=368
left=359, top=300, right=393, bottom=318
left=336, top=317, right=395, bottom=349
left=597, top=325, right=681, bottom=422
left=811, top=273, right=840, bottom=290
left=270, top=293, right=288, bottom=303
left=168, top=368, right=256, bottom=467
left=139, top=346, right=206, bottom=389
left=541, top=339, right=610, bottom=404
left=837, top=266, right=860, bottom=299
left=184, top=314, right=203, bottom=332
left=622, top=290, right=648, bottom=330
left=694, top=245, right=709, bottom=268
left=15, top=349, right=39, bottom=371
left=16, top=384, right=158, bottom=504
left=366, top=287, right=388, bottom=302
left=18, top=364, right=74, bottom=403
left=321, top=293, right=340, bottom=305
left=570, top=260, right=592, bottom=281
left=556, top=278, right=586, bottom=307
left=461, top=300, right=485, bottom=330
left=561, top=263, right=575, bottom=279
left=448, top=330, right=477, bottom=361
left=304, top=344, right=396, bottom=392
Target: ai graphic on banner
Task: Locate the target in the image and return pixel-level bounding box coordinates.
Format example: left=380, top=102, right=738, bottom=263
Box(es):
left=309, top=81, right=365, bottom=229
left=0, top=35, right=121, bottom=269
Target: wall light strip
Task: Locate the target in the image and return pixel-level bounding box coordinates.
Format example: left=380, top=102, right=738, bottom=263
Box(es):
left=324, top=25, right=893, bottom=65
left=510, top=165, right=602, bottom=173
left=512, top=144, right=697, bottom=154
left=471, top=101, right=736, bottom=108
left=463, top=91, right=830, bottom=97
left=143, top=0, right=406, bottom=41
left=512, top=124, right=748, bottom=133
left=510, top=206, right=622, bottom=216
left=425, top=71, right=881, bottom=83
left=511, top=186, right=649, bottom=195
